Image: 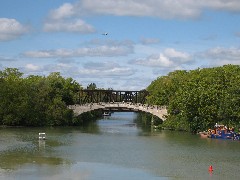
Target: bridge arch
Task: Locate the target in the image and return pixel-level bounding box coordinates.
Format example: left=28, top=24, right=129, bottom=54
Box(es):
left=70, top=102, right=167, bottom=121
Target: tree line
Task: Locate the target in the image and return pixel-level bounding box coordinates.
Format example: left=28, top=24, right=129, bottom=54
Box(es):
left=0, top=68, right=100, bottom=126
left=146, top=65, right=240, bottom=133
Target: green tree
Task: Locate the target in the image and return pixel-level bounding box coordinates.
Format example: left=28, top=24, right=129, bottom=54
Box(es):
left=87, top=83, right=97, bottom=90
left=147, top=65, right=240, bottom=133
left=0, top=68, right=82, bottom=126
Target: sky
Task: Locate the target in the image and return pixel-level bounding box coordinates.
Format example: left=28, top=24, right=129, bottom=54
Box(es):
left=0, top=0, right=240, bottom=90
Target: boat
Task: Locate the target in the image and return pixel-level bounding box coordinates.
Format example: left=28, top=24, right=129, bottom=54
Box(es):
left=198, top=131, right=208, bottom=138
left=207, top=124, right=240, bottom=140
left=103, top=111, right=111, bottom=116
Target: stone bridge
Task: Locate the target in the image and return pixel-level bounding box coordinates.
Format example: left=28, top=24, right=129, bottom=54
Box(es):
left=69, top=103, right=168, bottom=121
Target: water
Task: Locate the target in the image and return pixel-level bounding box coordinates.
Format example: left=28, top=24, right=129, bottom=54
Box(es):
left=0, top=112, right=240, bottom=179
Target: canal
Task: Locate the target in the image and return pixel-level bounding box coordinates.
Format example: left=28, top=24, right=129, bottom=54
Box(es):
left=0, top=112, right=240, bottom=179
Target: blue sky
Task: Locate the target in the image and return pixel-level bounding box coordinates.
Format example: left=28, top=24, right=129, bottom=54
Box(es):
left=1, top=0, right=240, bottom=90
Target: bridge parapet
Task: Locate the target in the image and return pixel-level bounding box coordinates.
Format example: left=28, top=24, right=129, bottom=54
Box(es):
left=69, top=103, right=167, bottom=121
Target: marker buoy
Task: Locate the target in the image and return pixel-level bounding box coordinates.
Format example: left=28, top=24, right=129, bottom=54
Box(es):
left=208, top=165, right=213, bottom=172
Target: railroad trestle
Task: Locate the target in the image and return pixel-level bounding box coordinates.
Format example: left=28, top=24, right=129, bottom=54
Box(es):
left=78, top=90, right=148, bottom=104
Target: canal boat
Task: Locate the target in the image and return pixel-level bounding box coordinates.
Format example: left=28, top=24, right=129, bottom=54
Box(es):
left=198, top=131, right=208, bottom=138
left=207, top=124, right=240, bottom=140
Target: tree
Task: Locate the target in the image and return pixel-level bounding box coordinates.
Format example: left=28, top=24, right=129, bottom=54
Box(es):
left=146, top=65, right=240, bottom=133
left=0, top=68, right=82, bottom=126
left=87, top=83, right=97, bottom=90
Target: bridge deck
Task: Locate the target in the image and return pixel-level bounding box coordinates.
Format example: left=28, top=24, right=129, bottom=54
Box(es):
left=69, top=103, right=167, bottom=121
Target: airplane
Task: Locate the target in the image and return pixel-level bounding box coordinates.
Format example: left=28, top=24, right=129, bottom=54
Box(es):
left=102, top=32, right=108, bottom=35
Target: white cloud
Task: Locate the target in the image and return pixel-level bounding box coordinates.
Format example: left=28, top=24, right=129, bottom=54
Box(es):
left=34, top=61, right=134, bottom=79
left=199, top=47, right=240, bottom=66
left=44, top=0, right=240, bottom=34
left=205, top=47, right=240, bottom=60
left=25, top=64, right=40, bottom=71
left=43, top=19, right=95, bottom=33
left=23, top=44, right=133, bottom=58
left=163, top=48, right=191, bottom=63
left=78, top=67, right=134, bottom=77
left=22, top=62, right=79, bottom=77
left=48, top=3, right=75, bottom=20
left=44, top=63, right=77, bottom=74
left=0, top=18, right=30, bottom=41
left=134, top=54, right=173, bottom=67
left=79, top=0, right=200, bottom=19
left=132, top=48, right=192, bottom=68
left=45, top=2, right=95, bottom=33
left=79, top=61, right=134, bottom=77
left=205, top=0, right=240, bottom=12
left=49, top=0, right=240, bottom=20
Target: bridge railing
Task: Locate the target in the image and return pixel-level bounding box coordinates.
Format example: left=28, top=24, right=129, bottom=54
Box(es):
left=77, top=90, right=149, bottom=104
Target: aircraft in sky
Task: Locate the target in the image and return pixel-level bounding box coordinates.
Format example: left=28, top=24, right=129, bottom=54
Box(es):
left=102, top=32, right=108, bottom=35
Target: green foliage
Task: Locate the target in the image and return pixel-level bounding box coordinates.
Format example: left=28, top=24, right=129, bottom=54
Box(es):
left=0, top=68, right=83, bottom=126
left=147, top=65, right=240, bottom=133
left=72, top=110, right=102, bottom=126
left=134, top=112, right=163, bottom=131
left=87, top=83, right=97, bottom=90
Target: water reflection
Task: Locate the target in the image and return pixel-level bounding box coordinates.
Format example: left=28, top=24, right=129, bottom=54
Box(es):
left=0, top=127, right=71, bottom=171
left=0, top=147, right=66, bottom=170
left=38, top=140, right=45, bottom=150
left=47, top=162, right=167, bottom=180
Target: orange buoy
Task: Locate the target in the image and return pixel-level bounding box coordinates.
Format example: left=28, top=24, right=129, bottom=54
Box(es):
left=208, top=165, right=213, bottom=172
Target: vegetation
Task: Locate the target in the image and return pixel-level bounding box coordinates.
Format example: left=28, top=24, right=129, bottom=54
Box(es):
left=3, top=65, right=240, bottom=132
left=134, top=112, right=163, bottom=132
left=147, top=65, right=240, bottom=133
left=87, top=83, right=97, bottom=90
left=0, top=68, right=96, bottom=126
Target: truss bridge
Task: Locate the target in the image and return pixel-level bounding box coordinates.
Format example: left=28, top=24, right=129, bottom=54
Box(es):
left=78, top=89, right=149, bottom=104
left=71, top=89, right=168, bottom=121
